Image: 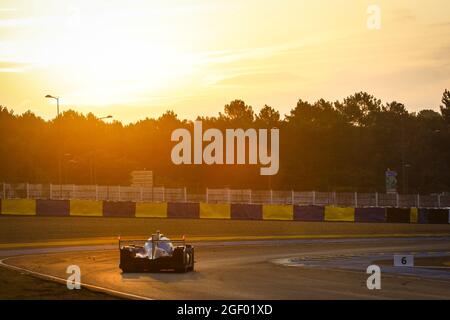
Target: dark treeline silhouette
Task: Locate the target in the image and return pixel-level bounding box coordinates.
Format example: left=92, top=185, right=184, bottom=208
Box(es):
left=1, top=90, right=449, bottom=193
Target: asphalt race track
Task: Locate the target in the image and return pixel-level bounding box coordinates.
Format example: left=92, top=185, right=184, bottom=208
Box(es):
left=2, top=237, right=450, bottom=299
left=1, top=216, right=450, bottom=299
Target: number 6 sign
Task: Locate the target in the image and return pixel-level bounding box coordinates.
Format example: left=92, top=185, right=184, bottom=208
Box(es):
left=394, top=255, right=414, bottom=267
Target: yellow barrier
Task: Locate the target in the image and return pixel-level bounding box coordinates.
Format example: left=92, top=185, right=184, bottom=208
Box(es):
left=70, top=200, right=103, bottom=217
left=136, top=203, right=167, bottom=218
left=324, top=206, right=355, bottom=222
left=1, top=199, right=36, bottom=215
left=262, top=205, right=293, bottom=221
left=199, top=203, right=231, bottom=219
left=410, top=208, right=418, bottom=224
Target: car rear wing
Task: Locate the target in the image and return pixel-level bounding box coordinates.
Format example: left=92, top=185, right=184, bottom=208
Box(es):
left=118, top=239, right=186, bottom=250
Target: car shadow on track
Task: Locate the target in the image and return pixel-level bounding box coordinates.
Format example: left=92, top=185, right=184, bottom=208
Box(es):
left=120, top=270, right=204, bottom=283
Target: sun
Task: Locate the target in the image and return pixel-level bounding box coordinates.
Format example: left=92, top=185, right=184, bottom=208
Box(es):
left=27, top=4, right=200, bottom=107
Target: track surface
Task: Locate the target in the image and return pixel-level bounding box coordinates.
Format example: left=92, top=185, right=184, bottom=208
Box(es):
left=3, top=237, right=450, bottom=299
left=2, top=216, right=450, bottom=244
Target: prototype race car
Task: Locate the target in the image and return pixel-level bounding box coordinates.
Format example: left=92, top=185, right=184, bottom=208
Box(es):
left=119, top=232, right=194, bottom=273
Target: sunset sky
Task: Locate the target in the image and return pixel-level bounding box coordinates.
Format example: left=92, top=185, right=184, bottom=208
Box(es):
left=0, top=0, right=449, bottom=123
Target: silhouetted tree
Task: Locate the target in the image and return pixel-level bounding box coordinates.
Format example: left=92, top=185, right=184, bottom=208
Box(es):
left=219, top=100, right=254, bottom=126
left=256, top=105, right=280, bottom=127
left=0, top=90, right=448, bottom=193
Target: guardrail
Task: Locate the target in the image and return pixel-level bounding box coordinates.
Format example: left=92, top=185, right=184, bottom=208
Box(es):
left=1, top=183, right=449, bottom=208
left=0, top=199, right=449, bottom=224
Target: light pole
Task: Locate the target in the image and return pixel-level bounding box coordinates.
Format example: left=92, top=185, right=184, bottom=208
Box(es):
left=45, top=94, right=62, bottom=193
left=45, top=95, right=60, bottom=117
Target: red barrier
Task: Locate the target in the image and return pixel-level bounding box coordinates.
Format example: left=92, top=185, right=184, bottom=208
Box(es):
left=355, top=207, right=386, bottom=223
left=418, top=208, right=449, bottom=224
left=231, top=204, right=262, bottom=220
left=386, top=208, right=410, bottom=223
left=103, top=201, right=136, bottom=217
left=36, top=199, right=70, bottom=216
left=167, top=202, right=199, bottom=219
left=294, top=205, right=324, bottom=221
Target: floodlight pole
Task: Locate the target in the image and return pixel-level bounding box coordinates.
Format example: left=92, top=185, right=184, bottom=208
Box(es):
left=45, top=95, right=62, bottom=190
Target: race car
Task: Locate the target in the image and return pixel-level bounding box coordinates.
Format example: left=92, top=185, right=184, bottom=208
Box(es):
left=119, top=232, right=194, bottom=273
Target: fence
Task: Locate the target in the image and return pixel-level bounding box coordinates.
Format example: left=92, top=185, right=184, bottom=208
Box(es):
left=1, top=183, right=449, bottom=208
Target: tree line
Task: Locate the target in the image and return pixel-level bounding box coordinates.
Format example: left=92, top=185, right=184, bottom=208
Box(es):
left=0, top=90, right=449, bottom=193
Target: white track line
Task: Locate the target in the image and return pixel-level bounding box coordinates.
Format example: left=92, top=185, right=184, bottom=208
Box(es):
left=0, top=256, right=152, bottom=300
